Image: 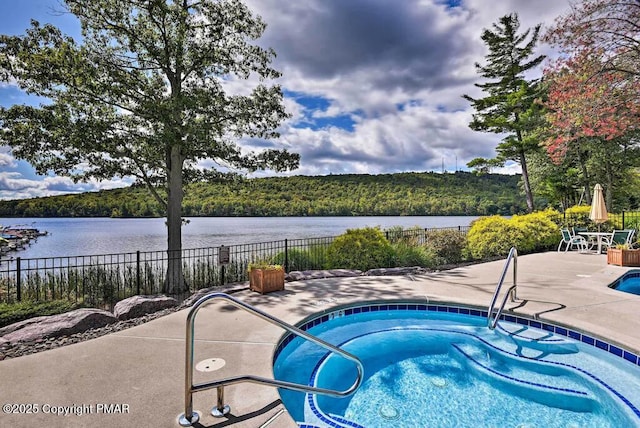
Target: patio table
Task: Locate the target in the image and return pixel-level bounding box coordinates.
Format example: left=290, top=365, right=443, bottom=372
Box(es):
left=578, top=231, right=611, bottom=254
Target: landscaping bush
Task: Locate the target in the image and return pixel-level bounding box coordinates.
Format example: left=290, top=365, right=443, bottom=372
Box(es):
left=562, top=205, right=614, bottom=230
left=390, top=241, right=436, bottom=268
left=467, top=211, right=561, bottom=259
left=326, top=227, right=394, bottom=271
left=563, top=205, right=591, bottom=228
left=510, top=209, right=560, bottom=253
left=385, top=225, right=423, bottom=246
left=270, top=247, right=328, bottom=271
left=466, top=216, right=526, bottom=259
left=0, top=300, right=81, bottom=328
left=424, top=229, right=467, bottom=265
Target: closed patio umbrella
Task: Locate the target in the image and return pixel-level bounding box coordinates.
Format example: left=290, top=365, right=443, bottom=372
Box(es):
left=589, top=184, right=608, bottom=231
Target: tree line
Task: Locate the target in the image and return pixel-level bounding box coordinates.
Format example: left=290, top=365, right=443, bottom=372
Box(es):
left=0, top=172, right=527, bottom=218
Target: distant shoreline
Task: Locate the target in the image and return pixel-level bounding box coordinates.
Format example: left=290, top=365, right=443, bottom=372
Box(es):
left=0, top=172, right=526, bottom=218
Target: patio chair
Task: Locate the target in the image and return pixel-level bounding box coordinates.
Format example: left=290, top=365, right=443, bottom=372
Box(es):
left=558, top=229, right=588, bottom=252
left=572, top=227, right=594, bottom=250
left=602, top=229, right=636, bottom=250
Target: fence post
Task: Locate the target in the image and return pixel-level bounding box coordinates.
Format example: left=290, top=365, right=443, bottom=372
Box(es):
left=16, top=257, right=21, bottom=302
left=622, top=211, right=625, bottom=229
left=284, top=239, right=289, bottom=273
left=136, top=250, right=141, bottom=295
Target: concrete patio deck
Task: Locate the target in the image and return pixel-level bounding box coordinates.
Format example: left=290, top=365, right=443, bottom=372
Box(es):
left=0, top=251, right=638, bottom=428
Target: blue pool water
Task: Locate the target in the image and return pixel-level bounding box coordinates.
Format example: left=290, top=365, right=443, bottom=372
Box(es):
left=273, top=303, right=640, bottom=428
left=610, top=270, right=640, bottom=296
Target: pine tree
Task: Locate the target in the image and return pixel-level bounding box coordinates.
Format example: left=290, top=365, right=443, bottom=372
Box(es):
left=464, top=13, right=545, bottom=212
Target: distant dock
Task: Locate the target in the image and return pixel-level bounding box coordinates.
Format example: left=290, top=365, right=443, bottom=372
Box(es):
left=0, top=225, right=48, bottom=258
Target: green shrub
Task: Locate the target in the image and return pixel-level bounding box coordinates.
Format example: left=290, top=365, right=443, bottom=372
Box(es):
left=467, top=216, right=525, bottom=259
left=385, top=225, right=423, bottom=246
left=390, top=241, right=436, bottom=268
left=564, top=205, right=591, bottom=228
left=270, top=247, right=328, bottom=271
left=467, top=211, right=561, bottom=259
left=326, top=227, right=394, bottom=271
left=565, top=205, right=591, bottom=216
left=510, top=209, right=560, bottom=252
left=424, top=229, right=467, bottom=265
left=0, top=300, right=81, bottom=328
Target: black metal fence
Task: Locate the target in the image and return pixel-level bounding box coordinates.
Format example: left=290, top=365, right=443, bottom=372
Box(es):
left=0, top=225, right=469, bottom=308
left=559, top=210, right=640, bottom=231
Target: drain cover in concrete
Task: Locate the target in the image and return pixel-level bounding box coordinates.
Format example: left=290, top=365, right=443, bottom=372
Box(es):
left=196, top=358, right=226, bottom=372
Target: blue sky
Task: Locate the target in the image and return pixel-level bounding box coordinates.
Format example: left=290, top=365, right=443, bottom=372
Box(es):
left=0, top=0, right=571, bottom=200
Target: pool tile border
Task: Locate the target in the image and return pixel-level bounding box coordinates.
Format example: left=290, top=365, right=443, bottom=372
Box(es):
left=275, top=302, right=640, bottom=368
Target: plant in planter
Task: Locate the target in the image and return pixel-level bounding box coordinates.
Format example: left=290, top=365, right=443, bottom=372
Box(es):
left=248, top=262, right=285, bottom=294
left=607, top=243, right=640, bottom=267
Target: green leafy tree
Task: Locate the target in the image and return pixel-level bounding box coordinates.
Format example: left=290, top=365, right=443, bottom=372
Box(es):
left=464, top=13, right=546, bottom=212
left=526, top=150, right=582, bottom=211
left=0, top=0, right=299, bottom=293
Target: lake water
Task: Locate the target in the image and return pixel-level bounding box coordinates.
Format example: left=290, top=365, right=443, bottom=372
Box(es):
left=1, top=216, right=478, bottom=260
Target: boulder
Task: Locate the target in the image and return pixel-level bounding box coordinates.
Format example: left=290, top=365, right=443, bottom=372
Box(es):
left=113, top=295, right=178, bottom=320
left=180, top=283, right=252, bottom=308
left=0, top=309, right=117, bottom=344
left=286, top=269, right=362, bottom=281
left=364, top=266, right=428, bottom=276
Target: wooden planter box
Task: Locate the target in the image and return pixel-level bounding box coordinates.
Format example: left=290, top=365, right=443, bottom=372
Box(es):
left=607, top=248, right=640, bottom=267
left=249, top=268, right=285, bottom=294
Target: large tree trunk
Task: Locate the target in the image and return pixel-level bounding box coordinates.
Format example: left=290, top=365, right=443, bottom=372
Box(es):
left=164, top=144, right=187, bottom=295
left=519, top=150, right=535, bottom=213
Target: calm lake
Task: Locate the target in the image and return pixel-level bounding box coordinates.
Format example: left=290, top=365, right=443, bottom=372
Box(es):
left=2, top=216, right=478, bottom=260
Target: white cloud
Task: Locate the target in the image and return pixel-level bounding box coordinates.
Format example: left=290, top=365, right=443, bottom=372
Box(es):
left=0, top=172, right=132, bottom=201
left=0, top=152, right=16, bottom=167
left=494, top=161, right=523, bottom=176
left=239, top=0, right=571, bottom=178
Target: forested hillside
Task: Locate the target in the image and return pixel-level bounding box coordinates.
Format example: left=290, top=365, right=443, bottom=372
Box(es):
left=0, top=172, right=528, bottom=217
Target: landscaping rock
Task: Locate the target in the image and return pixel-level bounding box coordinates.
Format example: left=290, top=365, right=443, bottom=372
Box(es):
left=0, top=309, right=117, bottom=344
left=365, top=266, right=428, bottom=276
left=180, top=283, right=252, bottom=308
left=113, top=295, right=178, bottom=320
left=286, top=269, right=362, bottom=281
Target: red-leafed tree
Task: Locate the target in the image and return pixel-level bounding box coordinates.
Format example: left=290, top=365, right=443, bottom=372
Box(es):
left=543, top=49, right=640, bottom=208
left=543, top=0, right=640, bottom=209
left=544, top=50, right=640, bottom=157
left=545, top=0, right=640, bottom=79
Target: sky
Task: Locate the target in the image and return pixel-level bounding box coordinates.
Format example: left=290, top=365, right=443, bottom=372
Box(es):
left=0, top=0, right=573, bottom=200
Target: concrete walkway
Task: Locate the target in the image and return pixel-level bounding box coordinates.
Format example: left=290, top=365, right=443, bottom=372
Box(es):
left=0, top=251, right=638, bottom=428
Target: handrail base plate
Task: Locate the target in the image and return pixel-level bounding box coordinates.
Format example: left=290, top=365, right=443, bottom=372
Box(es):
left=178, top=411, right=200, bottom=427
left=211, top=405, right=231, bottom=418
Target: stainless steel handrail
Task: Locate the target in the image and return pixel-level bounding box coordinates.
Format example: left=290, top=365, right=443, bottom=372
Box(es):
left=178, top=292, right=365, bottom=427
left=487, top=247, right=518, bottom=330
